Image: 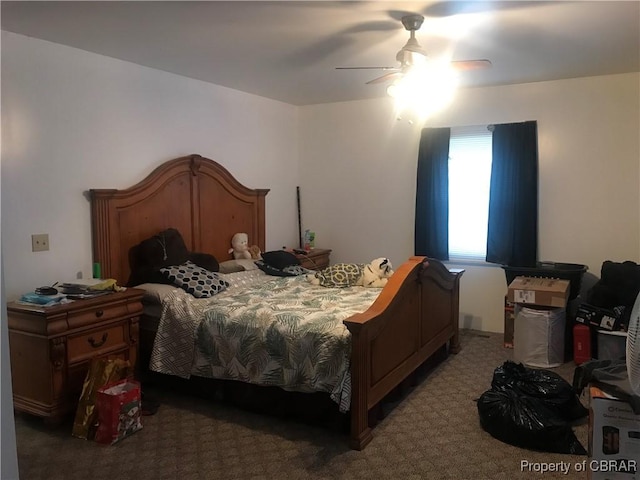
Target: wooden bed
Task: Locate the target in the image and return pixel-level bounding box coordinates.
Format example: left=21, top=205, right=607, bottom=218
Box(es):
left=90, top=153, right=464, bottom=450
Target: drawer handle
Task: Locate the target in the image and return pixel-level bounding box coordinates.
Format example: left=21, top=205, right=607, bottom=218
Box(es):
left=88, top=333, right=108, bottom=348
left=95, top=310, right=104, bottom=318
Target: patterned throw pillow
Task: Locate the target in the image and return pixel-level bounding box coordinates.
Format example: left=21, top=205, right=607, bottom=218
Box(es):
left=160, top=261, right=229, bottom=298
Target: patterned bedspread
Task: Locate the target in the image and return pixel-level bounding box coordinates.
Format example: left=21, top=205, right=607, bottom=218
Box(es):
left=149, top=275, right=381, bottom=411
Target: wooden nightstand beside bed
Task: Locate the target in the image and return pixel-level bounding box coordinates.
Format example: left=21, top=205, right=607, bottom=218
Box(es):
left=7, top=289, right=143, bottom=423
left=296, top=248, right=331, bottom=270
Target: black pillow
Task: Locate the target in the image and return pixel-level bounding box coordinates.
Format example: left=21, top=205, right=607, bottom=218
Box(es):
left=131, top=228, right=189, bottom=269
left=127, top=228, right=223, bottom=287
left=127, top=267, right=174, bottom=287
left=188, top=252, right=220, bottom=273
left=255, top=260, right=298, bottom=277
left=261, top=251, right=300, bottom=270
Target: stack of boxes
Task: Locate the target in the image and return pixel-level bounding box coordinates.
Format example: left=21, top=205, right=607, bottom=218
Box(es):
left=578, top=302, right=637, bottom=478
left=507, top=276, right=570, bottom=368
left=504, top=273, right=638, bottom=476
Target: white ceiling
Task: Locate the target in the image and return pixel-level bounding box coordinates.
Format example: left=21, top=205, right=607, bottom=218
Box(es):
left=2, top=1, right=639, bottom=106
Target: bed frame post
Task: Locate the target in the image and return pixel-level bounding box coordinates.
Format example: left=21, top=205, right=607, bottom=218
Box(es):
left=448, top=267, right=464, bottom=354
left=348, top=325, right=373, bottom=450
left=90, top=189, right=118, bottom=280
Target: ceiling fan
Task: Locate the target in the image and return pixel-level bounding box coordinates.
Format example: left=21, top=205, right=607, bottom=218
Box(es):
left=336, top=14, right=492, bottom=85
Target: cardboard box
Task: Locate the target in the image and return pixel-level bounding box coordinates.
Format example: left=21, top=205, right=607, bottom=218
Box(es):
left=576, top=303, right=627, bottom=332
left=588, top=386, right=640, bottom=480
left=504, top=295, right=515, bottom=348
left=507, top=276, right=570, bottom=308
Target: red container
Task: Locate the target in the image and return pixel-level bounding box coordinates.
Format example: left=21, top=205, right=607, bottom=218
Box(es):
left=573, top=324, right=592, bottom=365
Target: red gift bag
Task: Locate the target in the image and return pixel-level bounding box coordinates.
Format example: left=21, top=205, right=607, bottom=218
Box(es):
left=94, top=379, right=143, bottom=444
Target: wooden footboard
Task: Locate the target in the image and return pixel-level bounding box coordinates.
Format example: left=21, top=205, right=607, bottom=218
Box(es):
left=344, top=257, right=463, bottom=450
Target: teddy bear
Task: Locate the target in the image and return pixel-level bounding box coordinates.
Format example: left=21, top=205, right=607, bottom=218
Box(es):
left=248, top=245, right=262, bottom=260
left=308, top=257, right=394, bottom=288
left=228, top=233, right=262, bottom=260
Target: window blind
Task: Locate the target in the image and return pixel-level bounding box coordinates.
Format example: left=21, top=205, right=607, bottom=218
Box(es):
left=448, top=125, right=493, bottom=261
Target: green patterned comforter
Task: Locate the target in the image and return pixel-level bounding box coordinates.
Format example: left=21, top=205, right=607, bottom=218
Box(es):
left=150, top=275, right=381, bottom=411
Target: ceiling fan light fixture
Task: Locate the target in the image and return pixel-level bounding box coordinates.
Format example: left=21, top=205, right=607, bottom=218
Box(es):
left=396, top=48, right=427, bottom=68
left=389, top=61, right=459, bottom=120
left=335, top=11, right=489, bottom=119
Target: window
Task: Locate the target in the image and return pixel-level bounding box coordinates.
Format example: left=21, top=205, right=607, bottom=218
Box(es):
left=448, top=125, right=493, bottom=261
left=415, top=121, right=537, bottom=265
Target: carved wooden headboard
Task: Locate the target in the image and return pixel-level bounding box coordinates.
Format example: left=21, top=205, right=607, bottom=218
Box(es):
left=90, top=154, right=269, bottom=286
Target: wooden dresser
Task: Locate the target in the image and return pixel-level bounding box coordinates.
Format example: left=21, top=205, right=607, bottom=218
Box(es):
left=7, top=288, right=143, bottom=423
left=296, top=248, right=332, bottom=270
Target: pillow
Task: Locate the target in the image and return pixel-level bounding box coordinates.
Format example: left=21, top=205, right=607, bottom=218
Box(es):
left=219, top=260, right=245, bottom=274
left=128, top=268, right=173, bottom=288
left=135, top=283, right=180, bottom=305
left=127, top=228, right=190, bottom=286
left=234, top=259, right=259, bottom=271
left=160, top=261, right=229, bottom=298
left=255, top=260, right=308, bottom=277
left=188, top=252, right=220, bottom=272
left=261, top=251, right=300, bottom=270
left=135, top=228, right=189, bottom=268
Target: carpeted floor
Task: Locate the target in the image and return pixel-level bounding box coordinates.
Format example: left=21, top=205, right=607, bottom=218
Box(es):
left=14, top=330, right=590, bottom=480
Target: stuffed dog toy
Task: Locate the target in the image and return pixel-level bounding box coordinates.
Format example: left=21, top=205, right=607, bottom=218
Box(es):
left=308, top=257, right=394, bottom=288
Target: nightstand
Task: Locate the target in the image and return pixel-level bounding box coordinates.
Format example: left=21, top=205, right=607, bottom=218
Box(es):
left=7, top=288, right=143, bottom=423
left=296, top=248, right=332, bottom=271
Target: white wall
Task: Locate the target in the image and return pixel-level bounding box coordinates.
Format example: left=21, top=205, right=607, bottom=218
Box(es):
left=299, top=72, right=640, bottom=333
left=1, top=32, right=300, bottom=300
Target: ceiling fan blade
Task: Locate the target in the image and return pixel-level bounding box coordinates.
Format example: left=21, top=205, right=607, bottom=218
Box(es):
left=344, top=20, right=399, bottom=34
left=336, top=66, right=398, bottom=70
left=451, top=59, right=492, bottom=71
left=422, top=1, right=545, bottom=18
left=366, top=72, right=403, bottom=85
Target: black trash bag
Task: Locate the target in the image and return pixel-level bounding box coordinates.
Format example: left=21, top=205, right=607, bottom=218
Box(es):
left=477, top=388, right=587, bottom=455
left=491, top=361, right=588, bottom=421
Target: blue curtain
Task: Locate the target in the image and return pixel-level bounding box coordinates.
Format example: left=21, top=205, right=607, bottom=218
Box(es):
left=486, top=121, right=538, bottom=267
left=414, top=127, right=450, bottom=260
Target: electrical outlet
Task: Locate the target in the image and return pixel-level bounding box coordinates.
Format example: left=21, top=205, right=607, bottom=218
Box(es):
left=31, top=234, right=49, bottom=252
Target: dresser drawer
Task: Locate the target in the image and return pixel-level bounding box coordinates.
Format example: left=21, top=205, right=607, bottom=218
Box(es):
left=66, top=302, right=130, bottom=329
left=67, top=323, right=127, bottom=364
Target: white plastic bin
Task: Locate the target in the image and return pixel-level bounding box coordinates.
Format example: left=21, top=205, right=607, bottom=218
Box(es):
left=513, top=305, right=566, bottom=368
